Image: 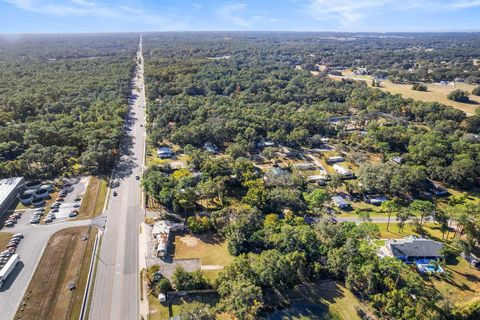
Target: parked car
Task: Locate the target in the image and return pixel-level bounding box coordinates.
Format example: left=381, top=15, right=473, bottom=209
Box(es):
left=13, top=233, right=24, bottom=239
left=30, top=219, right=40, bottom=224
left=43, top=218, right=52, bottom=223
left=74, top=197, right=81, bottom=201
left=73, top=203, right=80, bottom=208
left=113, top=191, right=117, bottom=196
left=51, top=208, right=59, bottom=213
left=69, top=211, right=78, bottom=218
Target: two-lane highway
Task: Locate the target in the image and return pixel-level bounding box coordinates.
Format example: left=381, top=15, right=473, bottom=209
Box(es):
left=89, top=36, right=146, bottom=320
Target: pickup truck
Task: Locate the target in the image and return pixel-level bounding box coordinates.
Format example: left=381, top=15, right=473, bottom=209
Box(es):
left=0, top=254, right=19, bottom=288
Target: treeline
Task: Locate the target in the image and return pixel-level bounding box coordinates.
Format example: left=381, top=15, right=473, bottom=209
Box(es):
left=0, top=33, right=139, bottom=178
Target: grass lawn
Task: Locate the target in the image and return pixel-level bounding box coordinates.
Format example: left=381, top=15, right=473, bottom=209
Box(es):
left=427, top=256, right=480, bottom=304
left=173, top=233, right=233, bottom=267
left=78, top=176, right=108, bottom=219
left=15, top=226, right=97, bottom=320
left=149, top=292, right=220, bottom=320
left=269, top=280, right=361, bottom=320
left=0, top=232, right=13, bottom=249
left=375, top=222, right=452, bottom=241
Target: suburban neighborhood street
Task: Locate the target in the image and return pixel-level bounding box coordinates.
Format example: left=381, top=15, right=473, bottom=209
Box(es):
left=88, top=36, right=146, bottom=320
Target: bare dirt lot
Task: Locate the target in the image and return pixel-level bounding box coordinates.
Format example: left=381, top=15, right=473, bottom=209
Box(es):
left=15, top=226, right=96, bottom=320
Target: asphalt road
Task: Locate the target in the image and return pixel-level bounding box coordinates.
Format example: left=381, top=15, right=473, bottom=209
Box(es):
left=88, top=36, right=146, bottom=320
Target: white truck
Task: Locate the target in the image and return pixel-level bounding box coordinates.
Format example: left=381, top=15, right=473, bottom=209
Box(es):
left=0, top=254, right=19, bottom=288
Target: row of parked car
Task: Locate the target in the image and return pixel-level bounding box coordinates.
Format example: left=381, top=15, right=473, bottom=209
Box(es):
left=0, top=233, right=23, bottom=269
left=29, top=187, right=81, bottom=224
left=4, top=212, right=22, bottom=228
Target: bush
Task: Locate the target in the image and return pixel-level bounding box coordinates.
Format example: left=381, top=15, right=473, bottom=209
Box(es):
left=472, top=86, right=480, bottom=96
left=173, top=266, right=210, bottom=290
left=187, top=215, right=213, bottom=234
left=447, top=89, right=470, bottom=102
left=156, top=278, right=173, bottom=294
left=412, top=83, right=427, bottom=91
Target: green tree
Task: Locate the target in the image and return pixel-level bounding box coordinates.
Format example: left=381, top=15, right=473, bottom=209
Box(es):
left=305, top=188, right=330, bottom=215
left=447, top=89, right=469, bottom=102
left=409, top=200, right=436, bottom=225
left=178, top=302, right=215, bottom=320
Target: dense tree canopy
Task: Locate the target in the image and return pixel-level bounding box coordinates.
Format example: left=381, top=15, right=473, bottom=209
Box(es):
left=0, top=33, right=138, bottom=178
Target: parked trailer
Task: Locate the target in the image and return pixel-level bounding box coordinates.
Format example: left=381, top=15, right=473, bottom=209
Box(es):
left=0, top=254, right=19, bottom=288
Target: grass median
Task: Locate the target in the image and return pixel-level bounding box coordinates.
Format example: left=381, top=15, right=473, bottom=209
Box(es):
left=77, top=176, right=108, bottom=220
left=15, top=226, right=97, bottom=320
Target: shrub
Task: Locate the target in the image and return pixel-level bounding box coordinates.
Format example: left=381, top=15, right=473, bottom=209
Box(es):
left=412, top=83, right=427, bottom=91
left=447, top=89, right=470, bottom=102
left=173, top=266, right=210, bottom=290
left=472, top=86, right=480, bottom=96
left=156, top=278, right=173, bottom=294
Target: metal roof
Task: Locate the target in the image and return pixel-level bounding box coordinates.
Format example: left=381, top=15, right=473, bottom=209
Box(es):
left=0, top=177, right=23, bottom=207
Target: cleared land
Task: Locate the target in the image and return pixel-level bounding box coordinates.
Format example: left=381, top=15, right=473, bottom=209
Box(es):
left=78, top=176, right=108, bottom=219
left=173, top=233, right=233, bottom=267
left=328, top=73, right=479, bottom=115
left=15, top=227, right=97, bottom=320
left=269, top=280, right=361, bottom=320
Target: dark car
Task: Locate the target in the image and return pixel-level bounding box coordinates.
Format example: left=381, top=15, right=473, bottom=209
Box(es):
left=135, top=175, right=140, bottom=180
left=113, top=191, right=118, bottom=197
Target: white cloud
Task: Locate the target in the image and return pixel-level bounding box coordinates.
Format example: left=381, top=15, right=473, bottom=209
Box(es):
left=216, top=2, right=252, bottom=27
left=216, top=2, right=275, bottom=28
left=3, top=0, right=187, bottom=29
left=307, top=0, right=480, bottom=26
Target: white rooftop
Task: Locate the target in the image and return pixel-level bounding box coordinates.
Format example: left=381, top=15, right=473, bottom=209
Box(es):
left=0, top=177, right=23, bottom=206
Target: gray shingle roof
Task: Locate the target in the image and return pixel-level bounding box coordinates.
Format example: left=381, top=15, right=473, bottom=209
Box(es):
left=387, top=237, right=443, bottom=258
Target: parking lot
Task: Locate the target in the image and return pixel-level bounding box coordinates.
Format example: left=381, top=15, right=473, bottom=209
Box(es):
left=0, top=176, right=92, bottom=320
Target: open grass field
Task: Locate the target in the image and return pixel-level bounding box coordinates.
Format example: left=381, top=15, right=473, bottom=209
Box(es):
left=0, top=232, right=13, bottom=249
left=327, top=72, right=479, bottom=115
left=173, top=233, right=233, bottom=267
left=78, top=176, right=108, bottom=219
left=268, top=280, right=361, bottom=320
left=379, top=81, right=480, bottom=115
left=15, top=226, right=97, bottom=320
left=427, top=256, right=480, bottom=304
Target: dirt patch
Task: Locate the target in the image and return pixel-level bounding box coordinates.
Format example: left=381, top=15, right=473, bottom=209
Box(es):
left=0, top=232, right=13, bottom=250
left=178, top=235, right=199, bottom=247
left=15, top=227, right=96, bottom=320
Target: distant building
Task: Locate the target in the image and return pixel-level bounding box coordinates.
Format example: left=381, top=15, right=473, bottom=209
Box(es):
left=332, top=164, right=354, bottom=179
left=326, top=156, right=344, bottom=164
left=364, top=194, right=388, bottom=205
left=157, top=147, right=173, bottom=159
left=391, top=156, right=403, bottom=164
left=332, top=196, right=351, bottom=210
left=256, top=140, right=275, bottom=148
left=152, top=220, right=184, bottom=258
left=385, top=236, right=443, bottom=263
left=204, top=142, right=218, bottom=154
left=0, top=177, right=25, bottom=218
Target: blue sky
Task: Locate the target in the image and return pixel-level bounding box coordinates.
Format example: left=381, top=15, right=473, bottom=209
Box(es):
left=1, top=0, right=480, bottom=33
